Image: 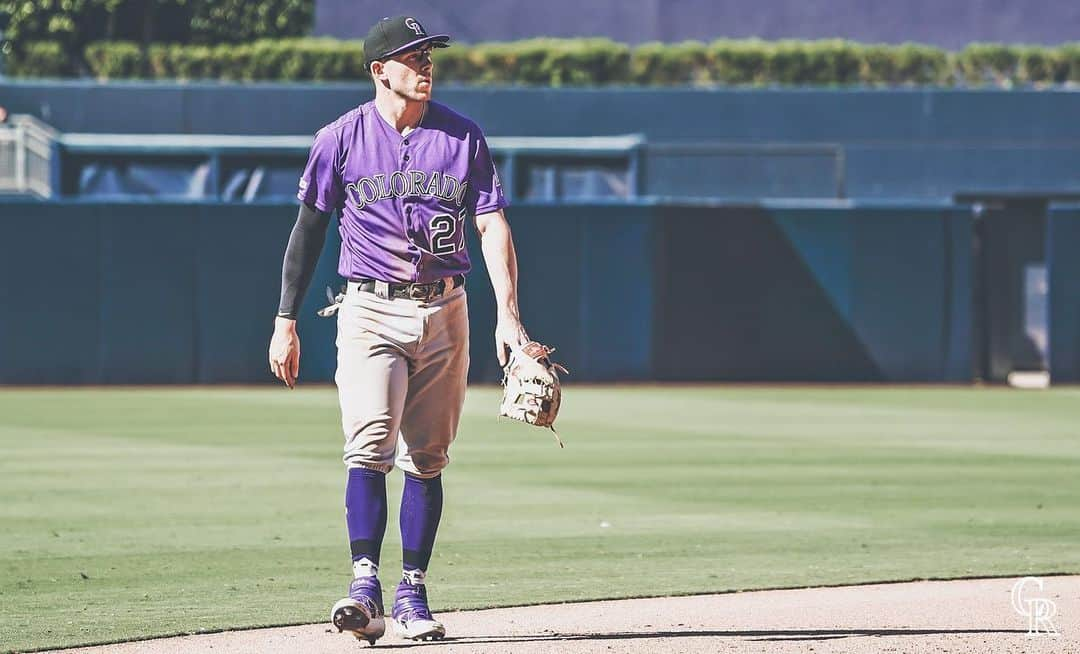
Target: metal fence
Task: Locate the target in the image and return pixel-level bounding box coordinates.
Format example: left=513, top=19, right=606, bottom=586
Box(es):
left=0, top=115, right=56, bottom=198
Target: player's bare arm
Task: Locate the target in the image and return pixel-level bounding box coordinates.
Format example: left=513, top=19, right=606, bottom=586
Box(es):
left=269, top=202, right=331, bottom=388
left=476, top=208, right=529, bottom=366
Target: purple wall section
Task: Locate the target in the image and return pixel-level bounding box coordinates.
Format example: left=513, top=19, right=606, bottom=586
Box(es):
left=315, top=0, right=1078, bottom=49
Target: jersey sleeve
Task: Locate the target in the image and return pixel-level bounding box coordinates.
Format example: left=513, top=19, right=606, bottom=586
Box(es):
left=467, top=131, right=509, bottom=215
left=297, top=127, right=344, bottom=213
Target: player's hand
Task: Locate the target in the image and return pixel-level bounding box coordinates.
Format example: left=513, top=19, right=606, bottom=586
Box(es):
left=269, top=317, right=301, bottom=388
left=495, top=315, right=529, bottom=368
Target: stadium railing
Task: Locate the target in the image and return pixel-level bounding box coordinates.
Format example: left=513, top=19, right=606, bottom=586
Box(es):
left=0, top=114, right=57, bottom=198
left=0, top=122, right=852, bottom=203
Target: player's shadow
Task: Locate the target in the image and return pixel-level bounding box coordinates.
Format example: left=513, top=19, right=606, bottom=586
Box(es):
left=378, top=627, right=1031, bottom=648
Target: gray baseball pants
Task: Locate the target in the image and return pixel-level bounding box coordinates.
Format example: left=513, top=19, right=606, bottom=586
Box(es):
left=335, top=281, right=469, bottom=478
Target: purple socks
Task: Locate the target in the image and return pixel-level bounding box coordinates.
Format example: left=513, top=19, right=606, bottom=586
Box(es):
left=345, top=468, right=444, bottom=581
left=399, top=473, right=443, bottom=577
left=345, top=467, right=388, bottom=571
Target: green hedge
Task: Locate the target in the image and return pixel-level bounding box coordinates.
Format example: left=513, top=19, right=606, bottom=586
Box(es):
left=451, top=39, right=632, bottom=86
left=11, top=38, right=1080, bottom=86
left=958, top=43, right=1075, bottom=85
left=0, top=0, right=314, bottom=74
left=81, top=38, right=367, bottom=80
left=5, top=41, right=74, bottom=77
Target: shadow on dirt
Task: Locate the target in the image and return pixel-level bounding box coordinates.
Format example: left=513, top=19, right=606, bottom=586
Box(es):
left=377, top=627, right=1030, bottom=648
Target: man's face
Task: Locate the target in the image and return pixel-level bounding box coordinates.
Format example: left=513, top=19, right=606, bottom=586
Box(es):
left=373, top=45, right=434, bottom=100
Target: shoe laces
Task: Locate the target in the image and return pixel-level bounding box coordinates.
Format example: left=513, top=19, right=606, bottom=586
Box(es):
left=394, top=581, right=433, bottom=621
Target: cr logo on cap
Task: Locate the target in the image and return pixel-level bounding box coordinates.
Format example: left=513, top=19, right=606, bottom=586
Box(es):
left=404, top=18, right=425, bottom=36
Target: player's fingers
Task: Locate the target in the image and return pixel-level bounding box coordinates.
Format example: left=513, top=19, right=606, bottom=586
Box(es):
left=280, top=354, right=295, bottom=388
left=288, top=351, right=299, bottom=386
left=270, top=357, right=293, bottom=388
left=496, top=339, right=507, bottom=367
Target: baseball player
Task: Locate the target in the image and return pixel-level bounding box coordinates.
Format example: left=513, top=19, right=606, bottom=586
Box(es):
left=267, top=15, right=529, bottom=644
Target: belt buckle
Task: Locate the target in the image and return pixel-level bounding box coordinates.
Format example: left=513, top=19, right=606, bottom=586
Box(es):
left=409, top=283, right=431, bottom=301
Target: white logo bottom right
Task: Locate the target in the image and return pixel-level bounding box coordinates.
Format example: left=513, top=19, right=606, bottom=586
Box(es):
left=1012, top=576, right=1060, bottom=636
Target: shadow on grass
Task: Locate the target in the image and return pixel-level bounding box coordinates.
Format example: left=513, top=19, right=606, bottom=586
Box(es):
left=378, top=627, right=1030, bottom=648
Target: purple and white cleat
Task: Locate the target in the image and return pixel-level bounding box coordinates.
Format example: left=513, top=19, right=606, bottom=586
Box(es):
left=331, top=576, right=386, bottom=645
left=391, top=577, right=446, bottom=641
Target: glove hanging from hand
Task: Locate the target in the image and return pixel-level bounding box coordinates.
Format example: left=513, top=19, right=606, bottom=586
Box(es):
left=499, top=341, right=568, bottom=447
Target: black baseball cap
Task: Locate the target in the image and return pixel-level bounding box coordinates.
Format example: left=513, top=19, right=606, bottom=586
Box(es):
left=363, top=16, right=450, bottom=69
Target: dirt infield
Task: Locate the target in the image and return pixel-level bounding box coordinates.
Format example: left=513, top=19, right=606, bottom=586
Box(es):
left=46, top=576, right=1077, bottom=654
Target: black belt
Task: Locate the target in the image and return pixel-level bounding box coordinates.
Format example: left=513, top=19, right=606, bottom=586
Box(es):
left=350, top=274, right=465, bottom=302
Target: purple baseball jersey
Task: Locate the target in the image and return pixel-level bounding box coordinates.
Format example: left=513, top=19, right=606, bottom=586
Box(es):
left=297, top=100, right=507, bottom=284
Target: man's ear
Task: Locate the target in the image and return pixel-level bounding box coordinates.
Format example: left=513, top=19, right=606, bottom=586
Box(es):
left=370, top=60, right=385, bottom=81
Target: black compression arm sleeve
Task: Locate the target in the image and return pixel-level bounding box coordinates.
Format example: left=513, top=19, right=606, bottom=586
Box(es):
left=277, top=203, right=332, bottom=319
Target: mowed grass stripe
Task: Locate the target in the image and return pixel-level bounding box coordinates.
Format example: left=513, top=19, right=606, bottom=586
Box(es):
left=0, top=386, right=1077, bottom=652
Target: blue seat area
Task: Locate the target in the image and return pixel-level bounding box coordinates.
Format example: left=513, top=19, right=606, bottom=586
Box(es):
left=77, top=161, right=213, bottom=198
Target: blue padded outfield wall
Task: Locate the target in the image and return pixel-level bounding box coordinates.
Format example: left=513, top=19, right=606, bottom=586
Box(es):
left=650, top=204, right=972, bottom=382
left=1049, top=206, right=1080, bottom=383
left=3, top=83, right=1079, bottom=200
left=0, top=199, right=991, bottom=384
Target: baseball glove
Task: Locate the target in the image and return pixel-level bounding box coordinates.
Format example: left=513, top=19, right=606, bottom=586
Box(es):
left=499, top=341, right=569, bottom=447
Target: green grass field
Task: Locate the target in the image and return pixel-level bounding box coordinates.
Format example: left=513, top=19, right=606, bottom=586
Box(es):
left=1, top=386, right=1079, bottom=652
